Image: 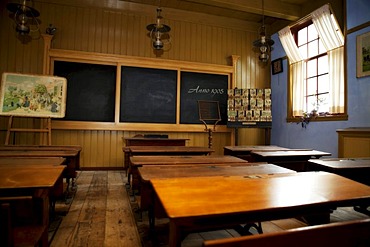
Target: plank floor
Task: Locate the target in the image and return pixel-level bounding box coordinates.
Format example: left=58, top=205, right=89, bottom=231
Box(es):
left=50, top=171, right=369, bottom=247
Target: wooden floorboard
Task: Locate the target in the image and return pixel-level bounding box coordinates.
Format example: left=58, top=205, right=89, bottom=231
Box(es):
left=50, top=171, right=369, bottom=247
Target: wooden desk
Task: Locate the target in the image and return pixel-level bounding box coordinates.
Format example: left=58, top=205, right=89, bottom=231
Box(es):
left=139, top=163, right=293, bottom=205
left=123, top=137, right=188, bottom=170
left=139, top=163, right=295, bottom=227
left=0, top=157, right=67, bottom=199
left=124, top=137, right=188, bottom=146
left=0, top=157, right=66, bottom=166
left=0, top=165, right=65, bottom=191
left=126, top=146, right=214, bottom=187
left=251, top=150, right=331, bottom=172
left=130, top=155, right=248, bottom=186
left=0, top=147, right=81, bottom=189
left=151, top=172, right=370, bottom=247
left=131, top=155, right=247, bottom=166
left=127, top=146, right=214, bottom=156
left=308, top=158, right=370, bottom=186
left=0, top=164, right=65, bottom=246
left=223, top=145, right=300, bottom=161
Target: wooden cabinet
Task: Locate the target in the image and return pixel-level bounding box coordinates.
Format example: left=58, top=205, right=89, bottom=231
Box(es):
left=337, top=128, right=370, bottom=158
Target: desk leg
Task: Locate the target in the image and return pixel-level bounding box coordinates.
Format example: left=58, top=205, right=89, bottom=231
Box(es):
left=168, top=220, right=181, bottom=247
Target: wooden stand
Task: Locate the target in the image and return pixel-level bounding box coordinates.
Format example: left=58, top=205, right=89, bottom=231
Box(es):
left=5, top=116, right=52, bottom=145
left=198, top=100, right=221, bottom=149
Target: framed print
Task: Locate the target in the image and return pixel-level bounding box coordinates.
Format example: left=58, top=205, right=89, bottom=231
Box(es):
left=356, top=31, right=370, bottom=78
left=0, top=72, right=67, bottom=118
left=272, top=58, right=283, bottom=75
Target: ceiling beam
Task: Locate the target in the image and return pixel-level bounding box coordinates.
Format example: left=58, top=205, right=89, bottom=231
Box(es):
left=181, top=0, right=302, bottom=21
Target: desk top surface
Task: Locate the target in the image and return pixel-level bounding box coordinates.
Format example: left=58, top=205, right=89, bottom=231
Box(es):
left=127, top=146, right=214, bottom=153
left=251, top=150, right=331, bottom=157
left=223, top=145, right=292, bottom=152
left=130, top=155, right=247, bottom=165
left=308, top=158, right=370, bottom=169
left=0, top=157, right=66, bottom=166
left=0, top=165, right=65, bottom=189
left=151, top=171, right=370, bottom=219
left=0, top=149, right=80, bottom=157
left=0, top=145, right=82, bottom=151
left=139, top=163, right=294, bottom=181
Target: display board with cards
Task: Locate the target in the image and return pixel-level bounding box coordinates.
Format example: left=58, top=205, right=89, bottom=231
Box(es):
left=227, top=88, right=272, bottom=123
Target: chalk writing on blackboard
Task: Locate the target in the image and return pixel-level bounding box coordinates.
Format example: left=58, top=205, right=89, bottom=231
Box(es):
left=188, top=86, right=225, bottom=95
left=180, top=72, right=228, bottom=124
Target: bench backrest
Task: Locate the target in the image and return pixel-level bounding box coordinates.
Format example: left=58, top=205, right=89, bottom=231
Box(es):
left=203, top=219, right=370, bottom=247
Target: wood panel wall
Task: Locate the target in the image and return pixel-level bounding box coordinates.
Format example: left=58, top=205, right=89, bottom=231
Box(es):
left=0, top=1, right=271, bottom=168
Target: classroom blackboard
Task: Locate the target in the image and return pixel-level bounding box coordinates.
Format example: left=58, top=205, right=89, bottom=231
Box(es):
left=53, top=61, right=116, bottom=122
left=180, top=72, right=228, bottom=124
left=120, top=66, right=177, bottom=123
left=52, top=61, right=229, bottom=125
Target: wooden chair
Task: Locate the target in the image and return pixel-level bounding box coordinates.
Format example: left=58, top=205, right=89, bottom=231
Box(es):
left=203, top=219, right=370, bottom=247
left=0, top=195, right=49, bottom=247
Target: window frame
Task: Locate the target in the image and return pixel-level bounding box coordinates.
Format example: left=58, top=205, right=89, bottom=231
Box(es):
left=286, top=18, right=348, bottom=123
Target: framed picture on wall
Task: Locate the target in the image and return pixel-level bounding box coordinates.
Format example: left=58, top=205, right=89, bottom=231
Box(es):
left=0, top=72, right=67, bottom=118
left=356, top=31, right=370, bottom=78
left=271, top=58, right=283, bottom=75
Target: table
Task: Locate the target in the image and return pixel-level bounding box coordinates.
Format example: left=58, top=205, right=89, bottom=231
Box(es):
left=0, top=157, right=66, bottom=166
left=151, top=172, right=370, bottom=247
left=131, top=155, right=248, bottom=166
left=251, top=150, right=331, bottom=172
left=223, top=145, right=308, bottom=161
left=0, top=148, right=81, bottom=189
left=123, top=137, right=188, bottom=170
left=0, top=165, right=65, bottom=196
left=127, top=146, right=214, bottom=156
left=130, top=155, right=248, bottom=187
left=0, top=164, right=65, bottom=245
left=0, top=157, right=67, bottom=199
left=308, top=158, right=370, bottom=186
left=126, top=146, right=214, bottom=187
left=123, top=137, right=188, bottom=146
left=138, top=163, right=294, bottom=213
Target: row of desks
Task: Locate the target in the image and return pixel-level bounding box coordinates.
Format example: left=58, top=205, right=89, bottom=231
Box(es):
left=0, top=145, right=83, bottom=246
left=127, top=145, right=370, bottom=247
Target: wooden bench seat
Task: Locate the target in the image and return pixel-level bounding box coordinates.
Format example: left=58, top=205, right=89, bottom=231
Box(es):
left=203, top=219, right=370, bottom=247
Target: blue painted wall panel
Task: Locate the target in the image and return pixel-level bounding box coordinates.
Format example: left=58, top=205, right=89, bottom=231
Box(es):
left=270, top=0, right=370, bottom=157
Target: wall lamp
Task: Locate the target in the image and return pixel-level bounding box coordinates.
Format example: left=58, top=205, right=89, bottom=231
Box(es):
left=6, top=0, right=40, bottom=36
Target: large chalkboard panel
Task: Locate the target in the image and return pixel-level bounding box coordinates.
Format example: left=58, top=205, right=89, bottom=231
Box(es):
left=54, top=61, right=116, bottom=122
left=180, top=72, right=228, bottom=124
left=120, top=66, right=177, bottom=123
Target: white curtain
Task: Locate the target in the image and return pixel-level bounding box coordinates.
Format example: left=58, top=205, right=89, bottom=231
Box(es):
left=278, top=27, right=303, bottom=63
left=278, top=27, right=305, bottom=116
left=328, top=47, right=345, bottom=113
left=312, top=4, right=345, bottom=113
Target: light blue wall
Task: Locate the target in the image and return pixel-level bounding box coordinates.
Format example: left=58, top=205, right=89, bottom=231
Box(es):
left=270, top=0, right=370, bottom=157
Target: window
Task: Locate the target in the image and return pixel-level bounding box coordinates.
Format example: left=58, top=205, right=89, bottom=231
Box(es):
left=295, top=22, right=329, bottom=113
left=279, top=4, right=347, bottom=122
